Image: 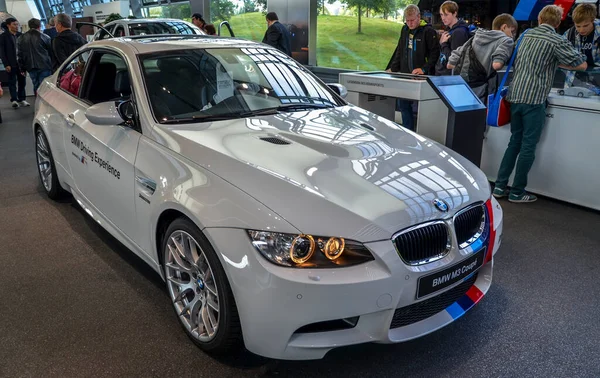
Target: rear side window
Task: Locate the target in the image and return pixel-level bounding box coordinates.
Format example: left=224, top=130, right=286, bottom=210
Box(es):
left=114, top=25, right=126, bottom=37
left=128, top=22, right=197, bottom=36
left=57, top=51, right=91, bottom=98
left=95, top=25, right=115, bottom=40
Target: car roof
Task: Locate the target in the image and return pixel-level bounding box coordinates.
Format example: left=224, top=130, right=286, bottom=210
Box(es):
left=86, top=35, right=264, bottom=54
left=108, top=18, right=192, bottom=25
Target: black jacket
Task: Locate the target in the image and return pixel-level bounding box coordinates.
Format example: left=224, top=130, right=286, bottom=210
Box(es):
left=435, top=20, right=470, bottom=76
left=262, top=21, right=292, bottom=56
left=52, top=30, right=86, bottom=70
left=386, top=22, right=439, bottom=75
left=17, top=29, right=53, bottom=71
left=43, top=28, right=58, bottom=40
left=0, top=30, right=22, bottom=69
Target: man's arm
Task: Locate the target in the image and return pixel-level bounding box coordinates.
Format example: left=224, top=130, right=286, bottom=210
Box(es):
left=447, top=44, right=465, bottom=69
left=555, top=37, right=587, bottom=71
left=490, top=37, right=515, bottom=71
left=16, top=35, right=25, bottom=70
left=264, top=26, right=281, bottom=48
left=559, top=62, right=588, bottom=71
left=423, top=28, right=440, bottom=74
left=0, top=35, right=8, bottom=70
left=386, top=35, right=403, bottom=72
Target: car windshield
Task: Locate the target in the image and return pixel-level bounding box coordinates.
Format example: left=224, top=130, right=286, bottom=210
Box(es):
left=139, top=48, right=345, bottom=123
left=128, top=22, right=198, bottom=36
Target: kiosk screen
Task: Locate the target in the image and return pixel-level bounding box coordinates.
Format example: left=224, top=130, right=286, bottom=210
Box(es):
left=438, top=84, right=482, bottom=108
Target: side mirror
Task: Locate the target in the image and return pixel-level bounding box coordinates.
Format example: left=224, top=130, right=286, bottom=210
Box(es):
left=327, top=83, right=348, bottom=99
left=85, top=100, right=133, bottom=126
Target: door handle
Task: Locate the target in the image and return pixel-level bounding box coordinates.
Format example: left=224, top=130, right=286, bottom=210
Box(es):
left=135, top=176, right=157, bottom=195
left=65, top=113, right=76, bottom=126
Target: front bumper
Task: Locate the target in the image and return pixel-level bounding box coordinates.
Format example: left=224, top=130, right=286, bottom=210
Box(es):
left=204, top=198, right=503, bottom=360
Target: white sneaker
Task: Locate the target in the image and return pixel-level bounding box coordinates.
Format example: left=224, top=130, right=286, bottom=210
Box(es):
left=19, top=100, right=30, bottom=107
left=11, top=101, right=19, bottom=108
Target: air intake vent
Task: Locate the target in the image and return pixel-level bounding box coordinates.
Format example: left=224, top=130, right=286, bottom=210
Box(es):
left=393, top=222, right=450, bottom=265
left=367, top=94, right=377, bottom=102
left=259, top=137, right=291, bottom=145
left=454, top=204, right=486, bottom=249
left=390, top=273, right=478, bottom=329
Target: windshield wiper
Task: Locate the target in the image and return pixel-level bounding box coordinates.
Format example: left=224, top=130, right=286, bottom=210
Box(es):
left=160, top=104, right=333, bottom=124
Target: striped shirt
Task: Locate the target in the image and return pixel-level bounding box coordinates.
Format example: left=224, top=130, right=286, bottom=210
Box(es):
left=507, top=24, right=586, bottom=105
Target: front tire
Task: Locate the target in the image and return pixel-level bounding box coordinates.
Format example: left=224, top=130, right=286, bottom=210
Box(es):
left=162, top=218, right=243, bottom=354
left=35, top=129, right=66, bottom=200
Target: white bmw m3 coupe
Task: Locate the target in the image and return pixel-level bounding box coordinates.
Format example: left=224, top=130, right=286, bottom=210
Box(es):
left=33, top=35, right=503, bottom=360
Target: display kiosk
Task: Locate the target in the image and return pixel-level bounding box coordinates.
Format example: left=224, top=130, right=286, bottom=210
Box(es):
left=339, top=71, right=487, bottom=167
left=339, top=71, right=446, bottom=131
left=425, top=75, right=487, bottom=166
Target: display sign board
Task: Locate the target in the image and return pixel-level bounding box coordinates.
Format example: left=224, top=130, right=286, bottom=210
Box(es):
left=83, top=1, right=130, bottom=24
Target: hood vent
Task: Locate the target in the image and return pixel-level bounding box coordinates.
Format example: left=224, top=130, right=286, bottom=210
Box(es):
left=260, top=136, right=291, bottom=145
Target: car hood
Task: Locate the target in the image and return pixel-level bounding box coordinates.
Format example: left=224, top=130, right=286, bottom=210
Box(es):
left=153, top=106, right=491, bottom=242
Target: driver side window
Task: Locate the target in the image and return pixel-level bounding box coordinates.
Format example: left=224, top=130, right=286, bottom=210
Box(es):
left=58, top=51, right=90, bottom=98
left=80, top=51, right=132, bottom=105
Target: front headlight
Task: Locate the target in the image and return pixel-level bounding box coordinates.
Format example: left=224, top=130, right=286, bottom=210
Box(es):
left=247, top=230, right=374, bottom=268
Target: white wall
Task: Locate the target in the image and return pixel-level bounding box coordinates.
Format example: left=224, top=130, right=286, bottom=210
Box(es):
left=83, top=1, right=129, bottom=24
left=5, top=0, right=41, bottom=32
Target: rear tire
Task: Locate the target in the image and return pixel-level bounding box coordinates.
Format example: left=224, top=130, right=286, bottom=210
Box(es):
left=35, top=128, right=66, bottom=200
left=162, top=218, right=243, bottom=354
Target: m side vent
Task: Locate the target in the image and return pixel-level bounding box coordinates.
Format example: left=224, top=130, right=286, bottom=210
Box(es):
left=260, top=137, right=291, bottom=145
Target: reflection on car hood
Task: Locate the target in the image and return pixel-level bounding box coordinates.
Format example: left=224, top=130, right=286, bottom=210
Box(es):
left=154, top=105, right=491, bottom=242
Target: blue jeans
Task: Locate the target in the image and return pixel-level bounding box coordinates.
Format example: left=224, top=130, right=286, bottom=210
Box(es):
left=29, top=69, right=52, bottom=95
left=397, top=99, right=415, bottom=131
left=7, top=70, right=26, bottom=102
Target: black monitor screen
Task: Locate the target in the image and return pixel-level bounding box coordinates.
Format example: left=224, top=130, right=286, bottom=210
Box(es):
left=438, top=84, right=482, bottom=108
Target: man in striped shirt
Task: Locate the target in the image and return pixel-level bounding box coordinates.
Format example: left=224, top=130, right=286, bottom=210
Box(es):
left=493, top=5, right=587, bottom=203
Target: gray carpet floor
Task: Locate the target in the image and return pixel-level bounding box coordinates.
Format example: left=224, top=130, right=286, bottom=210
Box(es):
left=1, top=97, right=599, bottom=377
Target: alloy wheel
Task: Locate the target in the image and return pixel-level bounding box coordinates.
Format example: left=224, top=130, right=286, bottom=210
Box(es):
left=165, top=230, right=220, bottom=342
left=36, top=132, right=52, bottom=192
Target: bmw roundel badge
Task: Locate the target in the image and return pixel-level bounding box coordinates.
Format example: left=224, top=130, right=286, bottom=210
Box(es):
left=433, top=198, right=449, bottom=212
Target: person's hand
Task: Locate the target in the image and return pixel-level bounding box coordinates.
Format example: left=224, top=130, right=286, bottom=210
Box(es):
left=0, top=87, right=3, bottom=97
left=385, top=69, right=392, bottom=73
left=5, top=66, right=11, bottom=73
left=447, top=63, right=455, bottom=70
left=20, top=71, right=26, bottom=77
left=412, top=68, right=424, bottom=75
left=440, top=32, right=451, bottom=44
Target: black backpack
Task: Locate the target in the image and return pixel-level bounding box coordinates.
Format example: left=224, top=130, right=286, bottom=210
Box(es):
left=454, top=37, right=491, bottom=88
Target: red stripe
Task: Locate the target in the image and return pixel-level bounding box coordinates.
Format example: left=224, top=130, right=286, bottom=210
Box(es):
left=485, top=199, right=495, bottom=264
left=466, top=284, right=484, bottom=304
left=554, top=0, right=576, bottom=20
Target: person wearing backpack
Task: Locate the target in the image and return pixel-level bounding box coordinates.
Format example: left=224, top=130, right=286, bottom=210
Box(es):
left=447, top=14, right=518, bottom=103
left=563, top=3, right=600, bottom=87
left=386, top=4, right=440, bottom=130
left=435, top=1, right=470, bottom=76
left=492, top=5, right=587, bottom=204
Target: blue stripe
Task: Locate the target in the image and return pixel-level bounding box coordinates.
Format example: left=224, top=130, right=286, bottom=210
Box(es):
left=470, top=238, right=484, bottom=253
left=513, top=0, right=542, bottom=21
left=457, top=295, right=475, bottom=312
left=446, top=302, right=465, bottom=320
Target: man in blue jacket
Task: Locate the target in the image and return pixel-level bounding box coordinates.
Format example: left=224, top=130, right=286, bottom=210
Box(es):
left=262, top=12, right=292, bottom=56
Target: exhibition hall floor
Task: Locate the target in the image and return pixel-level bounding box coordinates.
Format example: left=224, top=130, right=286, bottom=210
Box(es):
left=1, top=98, right=599, bottom=377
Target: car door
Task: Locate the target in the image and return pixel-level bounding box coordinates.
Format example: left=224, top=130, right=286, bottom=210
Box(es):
left=66, top=48, right=141, bottom=243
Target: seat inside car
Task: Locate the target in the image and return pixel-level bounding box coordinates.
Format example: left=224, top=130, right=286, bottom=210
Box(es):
left=146, top=57, right=210, bottom=118
left=114, top=70, right=131, bottom=99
